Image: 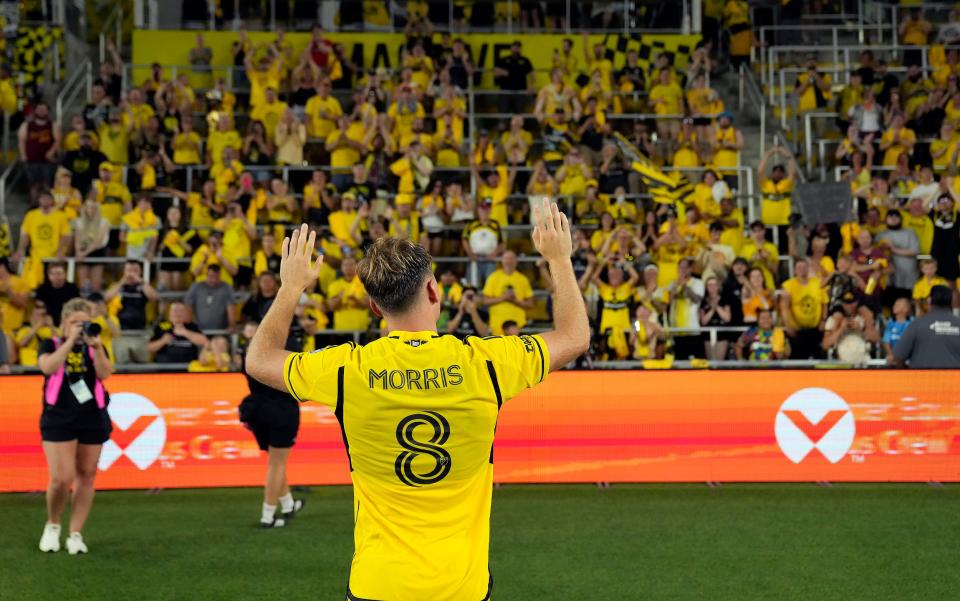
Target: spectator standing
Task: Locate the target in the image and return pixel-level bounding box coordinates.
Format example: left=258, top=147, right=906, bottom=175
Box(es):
left=326, top=256, right=370, bottom=334
left=34, top=263, right=79, bottom=327
left=61, top=133, right=107, bottom=196
left=14, top=191, right=70, bottom=289
left=120, top=194, right=160, bottom=261
left=462, top=199, right=504, bottom=284
left=184, top=264, right=236, bottom=332
left=188, top=33, right=213, bottom=88
left=668, top=258, right=705, bottom=359
left=19, top=102, right=61, bottom=187
left=104, top=260, right=160, bottom=363
left=274, top=108, right=307, bottom=166
left=912, top=258, right=950, bottom=316
left=482, top=251, right=534, bottom=335
left=493, top=40, right=534, bottom=115
left=876, top=209, right=919, bottom=303
left=895, top=286, right=960, bottom=368
left=242, top=272, right=279, bottom=323
left=446, top=286, right=491, bottom=337
left=757, top=146, right=797, bottom=252
left=930, top=194, right=960, bottom=281
left=779, top=258, right=828, bottom=359
left=700, top=276, right=733, bottom=360
left=883, top=297, right=914, bottom=363
left=72, top=200, right=111, bottom=294
left=148, top=302, right=208, bottom=364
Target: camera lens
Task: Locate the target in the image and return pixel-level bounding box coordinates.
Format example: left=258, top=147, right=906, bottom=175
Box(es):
left=83, top=321, right=102, bottom=337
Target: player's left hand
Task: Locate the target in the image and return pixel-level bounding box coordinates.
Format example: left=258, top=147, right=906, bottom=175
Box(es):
left=280, top=224, right=324, bottom=293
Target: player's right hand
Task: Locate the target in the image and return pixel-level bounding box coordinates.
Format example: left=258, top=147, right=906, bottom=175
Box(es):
left=532, top=198, right=572, bottom=263
left=280, top=223, right=324, bottom=293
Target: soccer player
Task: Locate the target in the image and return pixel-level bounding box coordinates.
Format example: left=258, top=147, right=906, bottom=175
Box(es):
left=247, top=200, right=589, bottom=600
left=237, top=321, right=305, bottom=528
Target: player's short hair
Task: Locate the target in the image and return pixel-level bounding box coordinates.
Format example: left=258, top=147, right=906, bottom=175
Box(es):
left=357, top=237, right=434, bottom=316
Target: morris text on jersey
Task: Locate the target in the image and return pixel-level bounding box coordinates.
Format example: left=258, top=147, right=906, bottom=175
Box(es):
left=368, top=365, right=464, bottom=390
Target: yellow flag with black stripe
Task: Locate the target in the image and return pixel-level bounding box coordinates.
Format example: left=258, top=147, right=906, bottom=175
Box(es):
left=613, top=132, right=694, bottom=206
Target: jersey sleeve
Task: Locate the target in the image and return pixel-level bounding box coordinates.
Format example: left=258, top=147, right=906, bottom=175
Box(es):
left=471, top=334, right=550, bottom=401
left=282, top=342, right=354, bottom=408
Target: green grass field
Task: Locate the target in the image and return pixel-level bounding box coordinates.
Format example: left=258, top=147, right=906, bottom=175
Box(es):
left=1, top=484, right=958, bottom=600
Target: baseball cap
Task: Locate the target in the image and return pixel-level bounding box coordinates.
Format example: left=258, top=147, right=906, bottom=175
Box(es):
left=342, top=191, right=356, bottom=201
left=841, top=290, right=857, bottom=303
left=718, top=111, right=734, bottom=122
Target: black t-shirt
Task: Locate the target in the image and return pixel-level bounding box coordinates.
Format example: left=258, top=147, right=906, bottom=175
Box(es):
left=616, top=65, right=645, bottom=88
left=241, top=294, right=275, bottom=323
left=63, top=148, right=108, bottom=195
left=151, top=320, right=202, bottom=363
left=239, top=341, right=295, bottom=403
left=288, top=86, right=316, bottom=109
left=700, top=296, right=732, bottom=327
left=599, top=163, right=629, bottom=194
left=578, top=115, right=605, bottom=151
left=36, top=282, right=81, bottom=326
left=348, top=181, right=373, bottom=205
left=117, top=283, right=149, bottom=330
left=38, top=338, right=104, bottom=414
left=721, top=274, right=745, bottom=326
left=496, top=54, right=533, bottom=90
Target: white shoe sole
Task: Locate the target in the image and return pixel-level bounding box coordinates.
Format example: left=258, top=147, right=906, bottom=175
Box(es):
left=66, top=540, right=87, bottom=555
left=38, top=540, right=60, bottom=553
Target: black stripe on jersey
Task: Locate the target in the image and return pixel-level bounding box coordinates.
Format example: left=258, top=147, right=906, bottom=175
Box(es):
left=486, top=360, right=503, bottom=464
left=485, top=360, right=503, bottom=410
left=334, top=366, right=353, bottom=471
left=531, top=335, right=546, bottom=383
left=287, top=355, right=304, bottom=402
left=482, top=570, right=494, bottom=601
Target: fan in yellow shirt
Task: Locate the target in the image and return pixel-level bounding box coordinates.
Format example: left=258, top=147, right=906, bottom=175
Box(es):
left=780, top=259, right=828, bottom=332
left=913, top=258, right=950, bottom=315
left=207, top=115, right=243, bottom=168
left=171, top=119, right=202, bottom=165
left=304, top=78, right=343, bottom=138
left=387, top=87, right=426, bottom=139
left=738, top=221, right=780, bottom=290
left=250, top=88, right=289, bottom=139
left=879, top=114, right=916, bottom=167
left=482, top=251, right=534, bottom=335
left=245, top=52, right=284, bottom=110
left=327, top=256, right=370, bottom=331
left=15, top=193, right=70, bottom=288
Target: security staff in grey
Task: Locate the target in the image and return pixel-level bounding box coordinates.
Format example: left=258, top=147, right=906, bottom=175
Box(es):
left=894, top=286, right=960, bottom=368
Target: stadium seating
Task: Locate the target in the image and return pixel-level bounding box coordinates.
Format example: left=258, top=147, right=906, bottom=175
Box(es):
left=0, top=1, right=956, bottom=373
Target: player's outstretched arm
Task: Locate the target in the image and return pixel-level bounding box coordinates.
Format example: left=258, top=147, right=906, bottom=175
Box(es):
left=532, top=199, right=591, bottom=371
left=247, top=224, right=324, bottom=391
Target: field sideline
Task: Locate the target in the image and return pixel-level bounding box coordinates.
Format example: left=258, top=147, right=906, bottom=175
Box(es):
left=1, top=484, right=957, bottom=600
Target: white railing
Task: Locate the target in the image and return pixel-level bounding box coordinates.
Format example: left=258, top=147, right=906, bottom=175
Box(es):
left=55, top=59, right=92, bottom=124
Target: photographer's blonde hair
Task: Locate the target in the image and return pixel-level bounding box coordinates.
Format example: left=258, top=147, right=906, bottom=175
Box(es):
left=61, top=298, right=92, bottom=325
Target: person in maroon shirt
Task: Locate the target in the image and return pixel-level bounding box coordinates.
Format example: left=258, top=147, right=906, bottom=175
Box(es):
left=850, top=229, right=888, bottom=313
left=307, top=24, right=334, bottom=70
left=18, top=101, right=61, bottom=187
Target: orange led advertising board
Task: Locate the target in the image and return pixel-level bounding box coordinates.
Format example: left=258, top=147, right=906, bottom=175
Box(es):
left=1, top=370, right=958, bottom=492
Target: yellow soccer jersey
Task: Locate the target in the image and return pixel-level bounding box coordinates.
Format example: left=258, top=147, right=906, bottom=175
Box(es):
left=283, top=331, right=549, bottom=601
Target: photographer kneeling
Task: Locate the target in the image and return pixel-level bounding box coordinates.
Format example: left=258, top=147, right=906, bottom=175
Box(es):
left=37, top=298, right=113, bottom=554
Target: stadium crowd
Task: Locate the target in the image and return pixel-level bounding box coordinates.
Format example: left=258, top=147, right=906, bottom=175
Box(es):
left=0, top=3, right=956, bottom=372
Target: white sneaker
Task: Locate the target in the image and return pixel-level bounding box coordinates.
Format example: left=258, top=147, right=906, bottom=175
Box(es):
left=65, top=532, right=88, bottom=555
left=38, top=523, right=61, bottom=553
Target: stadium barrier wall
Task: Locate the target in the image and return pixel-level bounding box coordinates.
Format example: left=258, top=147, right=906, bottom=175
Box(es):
left=2, top=370, right=959, bottom=492
left=131, top=30, right=701, bottom=90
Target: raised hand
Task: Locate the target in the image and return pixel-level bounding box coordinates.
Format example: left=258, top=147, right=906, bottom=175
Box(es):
left=532, top=198, right=572, bottom=263
left=280, top=223, right=324, bottom=293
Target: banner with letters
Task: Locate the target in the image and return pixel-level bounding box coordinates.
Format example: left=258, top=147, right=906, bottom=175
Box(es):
left=131, top=30, right=700, bottom=90
left=1, top=370, right=959, bottom=492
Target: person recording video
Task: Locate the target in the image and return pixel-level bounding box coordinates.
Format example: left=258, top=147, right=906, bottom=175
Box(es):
left=36, top=298, right=113, bottom=554
left=236, top=321, right=304, bottom=528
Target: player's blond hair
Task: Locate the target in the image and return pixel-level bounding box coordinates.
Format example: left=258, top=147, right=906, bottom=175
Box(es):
left=357, top=237, right=434, bottom=315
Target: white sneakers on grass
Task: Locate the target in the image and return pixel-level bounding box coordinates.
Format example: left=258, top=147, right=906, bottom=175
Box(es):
left=39, top=523, right=88, bottom=554
left=65, top=532, right=88, bottom=555
left=38, top=523, right=61, bottom=552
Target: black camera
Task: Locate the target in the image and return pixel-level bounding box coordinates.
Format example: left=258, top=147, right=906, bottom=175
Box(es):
left=83, top=321, right=102, bottom=337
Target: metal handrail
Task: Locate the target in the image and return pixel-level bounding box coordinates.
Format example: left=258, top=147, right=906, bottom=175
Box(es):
left=55, top=59, right=92, bottom=124
left=98, top=4, right=123, bottom=64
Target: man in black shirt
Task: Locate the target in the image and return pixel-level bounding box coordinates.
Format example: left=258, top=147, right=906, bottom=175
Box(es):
left=236, top=321, right=304, bottom=528
left=61, top=133, right=108, bottom=196
left=35, top=263, right=80, bottom=327
left=147, top=302, right=207, bottom=364
left=104, top=260, right=160, bottom=363
left=895, top=286, right=960, bottom=368
left=493, top=41, right=533, bottom=116
left=445, top=286, right=490, bottom=337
